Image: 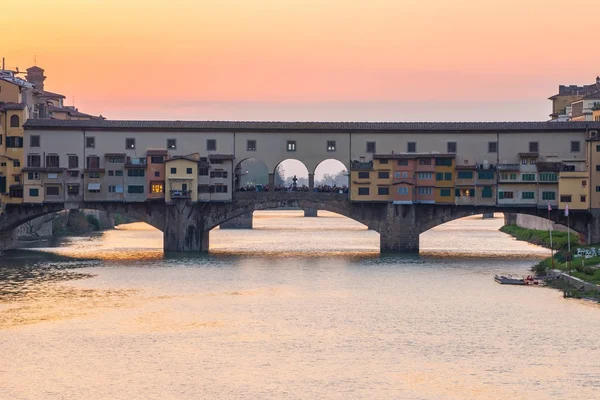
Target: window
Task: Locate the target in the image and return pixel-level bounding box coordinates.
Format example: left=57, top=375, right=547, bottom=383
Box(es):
left=46, top=186, right=59, bottom=196
left=199, top=167, right=209, bottom=176
left=67, top=185, right=79, bottom=195
left=198, top=185, right=210, bottom=193
left=6, top=137, right=23, bottom=148
left=29, top=188, right=39, bottom=197
left=154, top=171, right=160, bottom=177
left=46, top=155, right=59, bottom=168
left=210, top=170, right=228, bottom=178
left=9, top=186, right=23, bottom=198
left=186, top=168, right=193, bottom=174
left=89, top=172, right=100, bottom=178
left=435, top=158, right=453, bottom=166
left=207, top=139, right=216, bottom=151
left=86, top=156, right=100, bottom=169
left=13, top=160, right=20, bottom=167
left=521, top=158, right=528, bottom=165
left=444, top=172, right=452, bottom=180
left=86, top=137, right=95, bottom=148
left=358, top=171, right=369, bottom=179
left=596, top=145, right=600, bottom=152
left=394, top=172, right=401, bottom=179
left=499, top=191, right=514, bottom=199
left=529, top=142, right=539, bottom=153
left=488, top=142, right=497, bottom=153
left=581, top=195, right=587, bottom=202
left=115, top=170, right=123, bottom=177
left=68, top=155, right=79, bottom=169
left=560, top=195, right=572, bottom=203
left=582, top=180, right=587, bottom=187
left=286, top=141, right=296, bottom=152
left=151, top=183, right=164, bottom=193
left=417, top=172, right=432, bottom=180
left=151, top=156, right=164, bottom=164
left=419, top=159, right=432, bottom=165
left=127, top=169, right=145, bottom=177
left=30, top=135, right=40, bottom=147
left=522, top=173, right=536, bottom=181
left=170, top=167, right=177, bottom=174
left=27, top=172, right=40, bottom=180
left=167, top=139, right=176, bottom=149
left=69, top=171, right=79, bottom=178
left=397, top=159, right=408, bottom=166
left=379, top=159, right=388, bottom=164
left=455, top=188, right=475, bottom=197
left=402, top=172, right=408, bottom=179
left=127, top=185, right=144, bottom=194
left=542, top=191, right=556, bottom=200
left=358, top=187, right=370, bottom=195
left=108, top=185, right=124, bottom=193
left=108, top=170, right=114, bottom=176
left=14, top=176, right=20, bottom=183
left=478, top=170, right=494, bottom=180
left=327, top=141, right=336, bottom=152
left=571, top=141, right=580, bottom=152
left=247, top=140, right=257, bottom=151
left=10, top=115, right=19, bottom=127
left=436, top=172, right=444, bottom=181
left=214, top=185, right=228, bottom=193
left=366, top=142, right=376, bottom=153
left=481, top=186, right=493, bottom=198
left=440, top=188, right=452, bottom=197
left=522, top=192, right=535, bottom=200
left=126, top=138, right=135, bottom=149
left=418, top=187, right=432, bottom=195
left=397, top=187, right=409, bottom=195
left=447, top=142, right=457, bottom=153
left=378, top=171, right=389, bottom=179
left=108, top=185, right=116, bottom=193
left=108, top=156, right=125, bottom=163
left=539, top=173, right=557, bottom=182
left=407, top=142, right=416, bottom=153
left=457, top=171, right=473, bottom=179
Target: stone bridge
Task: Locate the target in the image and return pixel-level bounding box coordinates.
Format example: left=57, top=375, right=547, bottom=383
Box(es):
left=0, top=192, right=597, bottom=253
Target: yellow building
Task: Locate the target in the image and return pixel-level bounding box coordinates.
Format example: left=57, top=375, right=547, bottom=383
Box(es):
left=165, top=156, right=199, bottom=203
left=434, top=156, right=455, bottom=204
left=558, top=170, right=589, bottom=211
left=349, top=157, right=392, bottom=202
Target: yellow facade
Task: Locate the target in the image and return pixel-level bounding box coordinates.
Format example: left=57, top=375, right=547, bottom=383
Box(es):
left=558, top=171, right=589, bottom=210
left=350, top=159, right=392, bottom=202
left=165, top=157, right=198, bottom=203
left=434, top=157, right=455, bottom=203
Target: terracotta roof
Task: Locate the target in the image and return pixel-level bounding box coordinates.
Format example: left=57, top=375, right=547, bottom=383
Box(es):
left=164, top=156, right=198, bottom=163
left=208, top=154, right=235, bottom=160
left=374, top=153, right=456, bottom=159
left=0, top=102, right=26, bottom=110
left=146, top=149, right=169, bottom=155
left=40, top=90, right=66, bottom=99
left=23, top=119, right=600, bottom=133
left=26, top=66, right=44, bottom=72
left=48, top=105, right=104, bottom=119
left=518, top=152, right=539, bottom=158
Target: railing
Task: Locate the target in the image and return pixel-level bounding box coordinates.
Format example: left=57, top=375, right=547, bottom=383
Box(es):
left=497, top=164, right=520, bottom=171
left=125, top=158, right=147, bottom=167
left=170, top=190, right=191, bottom=199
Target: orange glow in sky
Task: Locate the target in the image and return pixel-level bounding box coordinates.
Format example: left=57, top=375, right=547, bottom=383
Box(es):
left=2, top=0, right=599, bottom=121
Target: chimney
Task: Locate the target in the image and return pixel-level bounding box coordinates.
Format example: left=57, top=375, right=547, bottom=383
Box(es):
left=597, top=76, right=600, bottom=85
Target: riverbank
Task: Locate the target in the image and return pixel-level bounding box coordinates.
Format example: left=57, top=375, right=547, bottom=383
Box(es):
left=501, top=224, right=600, bottom=299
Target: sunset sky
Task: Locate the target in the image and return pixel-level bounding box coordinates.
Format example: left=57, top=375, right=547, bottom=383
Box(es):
left=2, top=0, right=599, bottom=122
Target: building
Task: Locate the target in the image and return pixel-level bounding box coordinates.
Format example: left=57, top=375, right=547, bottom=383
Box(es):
left=548, top=76, right=600, bottom=120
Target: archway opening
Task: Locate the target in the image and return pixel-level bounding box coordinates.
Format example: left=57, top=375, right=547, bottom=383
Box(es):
left=314, top=159, right=348, bottom=193
left=235, top=158, right=269, bottom=191
left=274, top=159, right=309, bottom=191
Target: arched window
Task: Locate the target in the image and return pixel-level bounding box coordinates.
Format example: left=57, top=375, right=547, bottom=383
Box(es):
left=10, top=115, right=20, bottom=128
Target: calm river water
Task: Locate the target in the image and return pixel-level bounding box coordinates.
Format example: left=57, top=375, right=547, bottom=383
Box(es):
left=1, top=211, right=599, bottom=400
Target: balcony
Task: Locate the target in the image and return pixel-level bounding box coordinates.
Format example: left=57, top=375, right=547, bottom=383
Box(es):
left=125, top=157, right=147, bottom=168
left=170, top=189, right=191, bottom=199
left=497, top=164, right=520, bottom=171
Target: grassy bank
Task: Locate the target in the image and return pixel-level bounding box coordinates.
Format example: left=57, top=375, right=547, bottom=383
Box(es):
left=501, top=224, right=600, bottom=287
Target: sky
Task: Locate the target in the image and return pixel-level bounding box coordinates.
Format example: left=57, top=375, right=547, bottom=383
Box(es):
left=2, top=0, right=599, bottom=178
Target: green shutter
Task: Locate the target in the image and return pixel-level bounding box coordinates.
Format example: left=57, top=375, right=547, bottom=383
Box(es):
left=482, top=186, right=492, bottom=198
left=0, top=176, right=6, bottom=194
left=436, top=172, right=443, bottom=181
left=455, top=188, right=460, bottom=196
left=470, top=188, right=475, bottom=197
left=445, top=172, right=452, bottom=180
left=499, top=191, right=504, bottom=199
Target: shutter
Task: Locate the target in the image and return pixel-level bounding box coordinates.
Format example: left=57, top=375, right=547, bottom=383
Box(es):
left=470, top=188, right=475, bottom=197
left=455, top=188, right=460, bottom=197
left=0, top=176, right=6, bottom=193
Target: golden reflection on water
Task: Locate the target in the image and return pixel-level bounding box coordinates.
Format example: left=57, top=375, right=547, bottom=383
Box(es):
left=1, top=211, right=599, bottom=399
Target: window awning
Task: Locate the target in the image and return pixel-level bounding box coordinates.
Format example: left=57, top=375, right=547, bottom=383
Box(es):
left=87, top=183, right=101, bottom=190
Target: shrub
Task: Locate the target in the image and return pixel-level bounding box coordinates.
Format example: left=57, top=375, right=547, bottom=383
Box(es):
left=86, top=214, right=101, bottom=231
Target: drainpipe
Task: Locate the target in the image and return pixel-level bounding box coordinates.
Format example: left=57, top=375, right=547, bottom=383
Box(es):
left=495, top=131, right=500, bottom=207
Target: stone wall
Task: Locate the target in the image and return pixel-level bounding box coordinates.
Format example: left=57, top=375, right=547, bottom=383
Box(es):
left=15, top=214, right=54, bottom=239
left=515, top=214, right=568, bottom=232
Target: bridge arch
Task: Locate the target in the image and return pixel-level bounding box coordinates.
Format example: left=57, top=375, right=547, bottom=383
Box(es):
left=273, top=158, right=309, bottom=189
left=313, top=158, right=348, bottom=188
left=234, top=157, right=270, bottom=190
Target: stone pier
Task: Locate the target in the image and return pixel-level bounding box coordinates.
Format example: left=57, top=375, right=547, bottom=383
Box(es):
left=163, top=202, right=209, bottom=252
left=378, top=204, right=420, bottom=253
left=0, top=229, right=16, bottom=251
left=219, top=212, right=253, bottom=229
left=304, top=208, right=318, bottom=217
left=504, top=212, right=517, bottom=226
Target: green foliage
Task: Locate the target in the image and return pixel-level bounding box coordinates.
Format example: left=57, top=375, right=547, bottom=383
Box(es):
left=85, top=214, right=101, bottom=231
left=114, top=213, right=135, bottom=226
left=500, top=225, right=577, bottom=251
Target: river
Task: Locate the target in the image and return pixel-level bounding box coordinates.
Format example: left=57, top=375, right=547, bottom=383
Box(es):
left=1, top=211, right=599, bottom=400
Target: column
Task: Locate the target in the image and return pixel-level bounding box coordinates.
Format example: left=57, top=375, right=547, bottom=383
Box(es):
left=163, top=203, right=209, bottom=252
left=268, top=173, right=275, bottom=192
left=0, top=229, right=17, bottom=252
left=220, top=212, right=253, bottom=229
left=304, top=208, right=318, bottom=217
left=308, top=173, right=315, bottom=191
left=503, top=212, right=517, bottom=226
left=378, top=204, right=420, bottom=253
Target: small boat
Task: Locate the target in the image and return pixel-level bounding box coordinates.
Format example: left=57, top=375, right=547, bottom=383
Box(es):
left=494, top=275, right=527, bottom=285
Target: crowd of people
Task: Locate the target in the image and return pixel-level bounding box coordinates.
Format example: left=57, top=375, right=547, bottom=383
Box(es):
left=237, top=184, right=348, bottom=193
